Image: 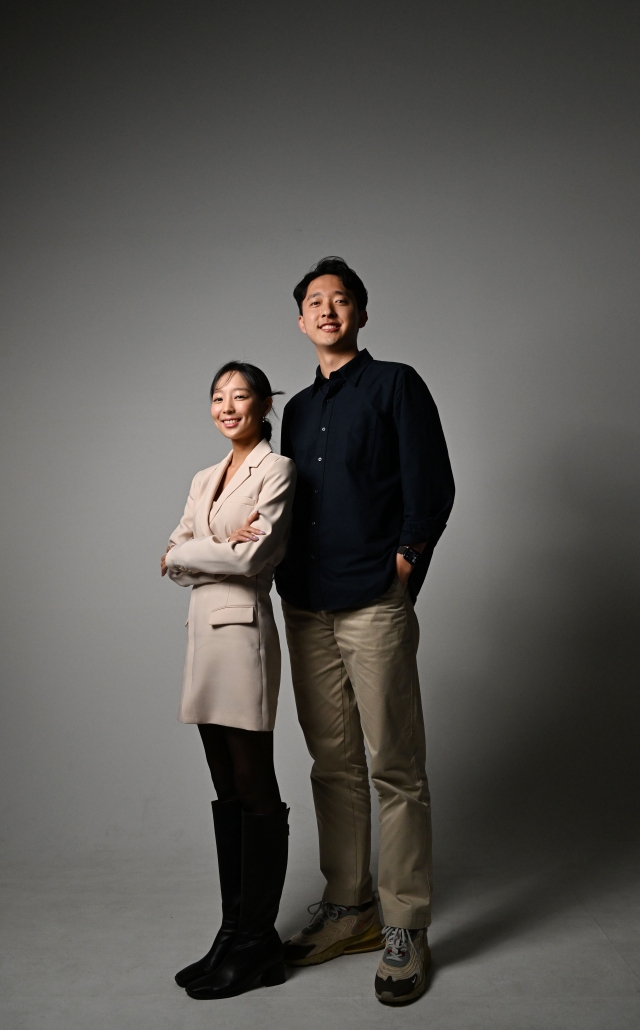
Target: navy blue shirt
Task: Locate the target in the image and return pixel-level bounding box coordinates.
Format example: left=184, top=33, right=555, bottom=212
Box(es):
left=275, top=349, right=454, bottom=611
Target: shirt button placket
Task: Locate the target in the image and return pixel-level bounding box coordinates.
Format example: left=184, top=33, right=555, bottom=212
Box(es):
left=312, top=396, right=332, bottom=564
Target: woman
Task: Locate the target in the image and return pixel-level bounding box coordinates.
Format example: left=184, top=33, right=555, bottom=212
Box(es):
left=161, top=361, right=296, bottom=999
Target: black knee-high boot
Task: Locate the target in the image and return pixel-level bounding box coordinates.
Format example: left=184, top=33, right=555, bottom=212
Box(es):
left=175, top=799, right=243, bottom=988
left=186, top=804, right=289, bottom=999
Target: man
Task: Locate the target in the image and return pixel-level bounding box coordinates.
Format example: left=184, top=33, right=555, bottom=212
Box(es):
left=275, top=256, right=454, bottom=1005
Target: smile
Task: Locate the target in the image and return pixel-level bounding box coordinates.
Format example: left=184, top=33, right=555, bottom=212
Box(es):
left=222, top=419, right=241, bottom=427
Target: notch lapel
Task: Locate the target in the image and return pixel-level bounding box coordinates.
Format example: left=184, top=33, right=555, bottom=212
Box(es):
left=193, top=454, right=231, bottom=537
left=208, top=439, right=272, bottom=522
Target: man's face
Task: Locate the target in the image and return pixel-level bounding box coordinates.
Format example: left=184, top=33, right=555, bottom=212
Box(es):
left=298, top=274, right=368, bottom=350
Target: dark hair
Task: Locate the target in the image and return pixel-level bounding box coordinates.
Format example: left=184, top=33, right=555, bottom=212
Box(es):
left=210, top=361, right=283, bottom=442
left=293, top=256, right=368, bottom=315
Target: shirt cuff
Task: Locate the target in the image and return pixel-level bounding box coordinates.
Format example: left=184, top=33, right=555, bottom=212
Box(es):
left=400, top=518, right=447, bottom=545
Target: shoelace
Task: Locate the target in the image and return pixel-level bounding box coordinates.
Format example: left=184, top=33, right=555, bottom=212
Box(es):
left=382, top=925, right=415, bottom=959
left=306, top=900, right=348, bottom=927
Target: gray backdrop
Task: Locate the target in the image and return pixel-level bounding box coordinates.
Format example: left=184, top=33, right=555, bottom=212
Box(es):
left=1, top=1, right=639, bottom=898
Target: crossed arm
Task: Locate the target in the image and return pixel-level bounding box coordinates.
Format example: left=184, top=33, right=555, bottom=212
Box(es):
left=160, top=512, right=263, bottom=577
left=161, top=459, right=296, bottom=586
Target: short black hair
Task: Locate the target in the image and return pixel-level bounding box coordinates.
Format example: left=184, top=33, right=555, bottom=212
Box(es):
left=293, top=256, right=368, bottom=315
left=210, top=361, right=283, bottom=442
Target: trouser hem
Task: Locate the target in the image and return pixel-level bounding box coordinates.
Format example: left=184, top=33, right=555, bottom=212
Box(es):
left=379, top=914, right=431, bottom=930
left=322, top=886, right=376, bottom=907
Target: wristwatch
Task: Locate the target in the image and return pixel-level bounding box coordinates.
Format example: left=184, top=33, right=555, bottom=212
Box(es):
left=397, top=545, right=421, bottom=567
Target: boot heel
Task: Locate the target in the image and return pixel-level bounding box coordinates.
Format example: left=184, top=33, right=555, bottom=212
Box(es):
left=262, top=960, right=286, bottom=987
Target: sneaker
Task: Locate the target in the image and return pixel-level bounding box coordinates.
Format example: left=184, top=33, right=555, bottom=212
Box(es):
left=374, top=926, right=431, bottom=1005
left=283, top=900, right=384, bottom=966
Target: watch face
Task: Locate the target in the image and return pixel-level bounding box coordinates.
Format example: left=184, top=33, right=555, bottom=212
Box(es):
left=398, top=546, right=419, bottom=565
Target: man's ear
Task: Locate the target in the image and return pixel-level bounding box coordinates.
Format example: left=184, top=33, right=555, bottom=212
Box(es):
left=298, top=314, right=308, bottom=335
left=358, top=310, right=368, bottom=329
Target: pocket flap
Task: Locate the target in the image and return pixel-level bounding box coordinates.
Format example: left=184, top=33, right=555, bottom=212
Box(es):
left=209, top=606, right=255, bottom=626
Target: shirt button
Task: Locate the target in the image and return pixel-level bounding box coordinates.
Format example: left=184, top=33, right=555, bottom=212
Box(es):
left=314, top=489, right=318, bottom=494
left=318, top=457, right=322, bottom=461
left=311, top=521, right=315, bottom=525
left=321, top=427, right=326, bottom=431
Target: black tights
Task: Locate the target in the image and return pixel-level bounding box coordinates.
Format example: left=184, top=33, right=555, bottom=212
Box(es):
left=198, top=724, right=282, bottom=816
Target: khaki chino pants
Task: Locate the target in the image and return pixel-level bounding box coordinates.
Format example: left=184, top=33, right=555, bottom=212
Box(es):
left=282, top=578, right=432, bottom=929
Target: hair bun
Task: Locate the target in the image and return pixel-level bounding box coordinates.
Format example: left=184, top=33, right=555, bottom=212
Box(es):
left=261, top=418, right=273, bottom=441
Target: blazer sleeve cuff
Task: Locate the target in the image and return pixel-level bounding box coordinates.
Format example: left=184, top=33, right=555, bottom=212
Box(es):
left=165, top=544, right=227, bottom=581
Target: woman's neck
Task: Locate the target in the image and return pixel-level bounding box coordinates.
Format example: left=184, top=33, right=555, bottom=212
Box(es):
left=229, top=434, right=262, bottom=468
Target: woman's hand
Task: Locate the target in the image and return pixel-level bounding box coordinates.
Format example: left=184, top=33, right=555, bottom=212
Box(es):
left=160, top=544, right=174, bottom=576
left=228, top=511, right=265, bottom=544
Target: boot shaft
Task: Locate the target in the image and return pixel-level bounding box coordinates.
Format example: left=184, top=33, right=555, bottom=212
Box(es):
left=238, top=805, right=289, bottom=938
left=211, top=799, right=243, bottom=925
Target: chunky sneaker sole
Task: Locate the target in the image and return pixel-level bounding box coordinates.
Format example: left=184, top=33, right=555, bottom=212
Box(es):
left=285, top=921, right=384, bottom=966
left=375, top=953, right=430, bottom=1005
left=375, top=928, right=431, bottom=1005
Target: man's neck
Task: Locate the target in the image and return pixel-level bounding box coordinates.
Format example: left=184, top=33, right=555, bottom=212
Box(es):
left=315, top=345, right=359, bottom=380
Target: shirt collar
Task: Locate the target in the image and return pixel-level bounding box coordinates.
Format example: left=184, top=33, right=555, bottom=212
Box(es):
left=311, top=349, right=373, bottom=394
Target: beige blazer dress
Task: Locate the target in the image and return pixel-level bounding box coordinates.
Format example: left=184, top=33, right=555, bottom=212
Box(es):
left=165, top=439, right=296, bottom=731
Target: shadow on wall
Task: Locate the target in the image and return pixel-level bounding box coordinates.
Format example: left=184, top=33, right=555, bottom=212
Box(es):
left=430, top=424, right=640, bottom=965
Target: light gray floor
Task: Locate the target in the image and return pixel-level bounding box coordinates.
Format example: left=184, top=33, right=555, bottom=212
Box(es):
left=2, top=837, right=640, bottom=1030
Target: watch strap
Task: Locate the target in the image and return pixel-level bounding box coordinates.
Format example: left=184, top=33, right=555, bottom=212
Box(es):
left=397, top=545, right=421, bottom=567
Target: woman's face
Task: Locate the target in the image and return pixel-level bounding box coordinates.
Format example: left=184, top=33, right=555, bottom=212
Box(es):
left=210, top=371, right=271, bottom=446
